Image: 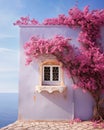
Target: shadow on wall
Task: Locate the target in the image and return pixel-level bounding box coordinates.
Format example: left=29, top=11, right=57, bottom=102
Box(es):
left=74, top=88, right=95, bottom=120
left=37, top=88, right=95, bottom=120
left=40, top=89, right=72, bottom=114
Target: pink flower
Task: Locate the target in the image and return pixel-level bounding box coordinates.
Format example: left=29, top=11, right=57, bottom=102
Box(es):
left=24, top=35, right=72, bottom=65
left=31, top=19, right=38, bottom=25
left=82, top=89, right=86, bottom=93
left=73, top=84, right=78, bottom=89
left=13, top=16, right=39, bottom=26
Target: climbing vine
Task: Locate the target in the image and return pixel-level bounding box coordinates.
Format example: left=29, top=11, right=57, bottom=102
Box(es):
left=24, top=35, right=72, bottom=65
left=14, top=6, right=104, bottom=121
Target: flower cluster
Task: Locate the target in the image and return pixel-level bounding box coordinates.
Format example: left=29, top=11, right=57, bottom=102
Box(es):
left=69, top=118, right=82, bottom=124
left=71, top=46, right=104, bottom=91
left=92, top=120, right=104, bottom=128
left=24, top=35, right=72, bottom=65
left=14, top=6, right=104, bottom=48
left=43, top=6, right=104, bottom=47
left=13, top=16, right=39, bottom=26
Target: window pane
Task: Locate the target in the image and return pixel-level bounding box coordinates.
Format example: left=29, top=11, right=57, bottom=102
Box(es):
left=44, top=67, right=50, bottom=81
left=52, top=67, right=59, bottom=81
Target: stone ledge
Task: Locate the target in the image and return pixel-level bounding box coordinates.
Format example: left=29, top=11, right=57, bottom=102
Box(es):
left=35, top=86, right=66, bottom=93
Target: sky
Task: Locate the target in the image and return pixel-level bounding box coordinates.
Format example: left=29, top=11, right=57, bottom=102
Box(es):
left=0, top=0, right=104, bottom=93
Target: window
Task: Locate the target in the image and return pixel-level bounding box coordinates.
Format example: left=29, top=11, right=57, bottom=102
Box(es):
left=43, top=65, right=60, bottom=86
left=35, top=59, right=66, bottom=93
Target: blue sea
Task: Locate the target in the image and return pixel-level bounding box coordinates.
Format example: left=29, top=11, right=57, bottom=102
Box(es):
left=0, top=93, right=18, bottom=128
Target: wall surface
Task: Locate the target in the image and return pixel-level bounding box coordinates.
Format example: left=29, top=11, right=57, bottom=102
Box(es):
left=19, top=25, right=94, bottom=120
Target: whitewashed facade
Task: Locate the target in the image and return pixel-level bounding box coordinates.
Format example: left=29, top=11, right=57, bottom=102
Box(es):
left=18, top=25, right=94, bottom=120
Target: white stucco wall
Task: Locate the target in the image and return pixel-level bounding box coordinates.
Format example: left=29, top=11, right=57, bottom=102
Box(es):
left=19, top=25, right=94, bottom=120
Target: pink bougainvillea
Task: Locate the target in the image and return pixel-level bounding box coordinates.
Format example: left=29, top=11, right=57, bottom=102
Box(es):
left=92, top=120, right=104, bottom=129
left=15, top=6, right=104, bottom=121
left=14, top=6, right=104, bottom=48
left=24, top=35, right=72, bottom=65
left=69, top=118, right=82, bottom=124
left=24, top=34, right=104, bottom=91
left=70, top=46, right=104, bottom=91
left=13, top=16, right=39, bottom=25
left=42, top=6, right=104, bottom=48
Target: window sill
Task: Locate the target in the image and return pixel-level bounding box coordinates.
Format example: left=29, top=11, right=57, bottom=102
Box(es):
left=35, top=85, right=66, bottom=93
